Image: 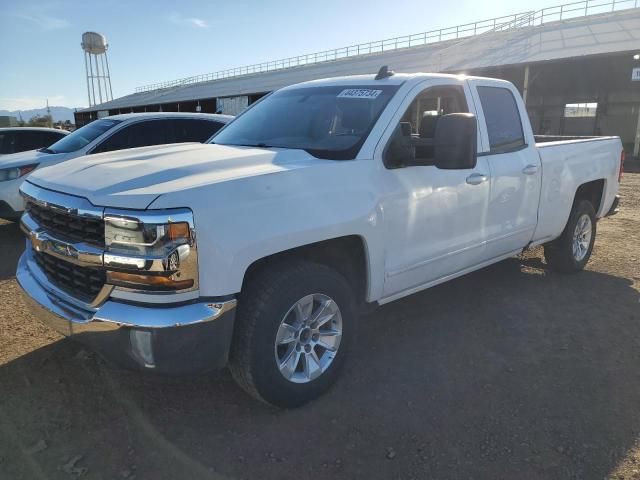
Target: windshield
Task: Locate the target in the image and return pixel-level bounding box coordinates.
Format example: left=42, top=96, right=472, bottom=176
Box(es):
left=47, top=119, right=121, bottom=153
left=211, top=85, right=399, bottom=160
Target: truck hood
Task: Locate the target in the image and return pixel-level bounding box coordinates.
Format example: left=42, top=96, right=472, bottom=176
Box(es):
left=27, top=143, right=323, bottom=209
left=0, top=149, right=70, bottom=168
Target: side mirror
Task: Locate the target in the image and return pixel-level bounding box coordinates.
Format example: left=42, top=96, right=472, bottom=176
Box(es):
left=434, top=113, right=477, bottom=170
left=384, top=122, right=415, bottom=169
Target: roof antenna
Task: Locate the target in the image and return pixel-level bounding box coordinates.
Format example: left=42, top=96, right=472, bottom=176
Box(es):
left=375, top=65, right=394, bottom=80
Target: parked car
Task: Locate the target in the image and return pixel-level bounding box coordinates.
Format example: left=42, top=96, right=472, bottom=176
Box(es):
left=0, top=112, right=232, bottom=220
left=0, top=127, right=68, bottom=156
left=17, top=71, right=623, bottom=407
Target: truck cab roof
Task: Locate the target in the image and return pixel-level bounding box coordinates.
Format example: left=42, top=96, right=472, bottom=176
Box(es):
left=283, top=72, right=513, bottom=90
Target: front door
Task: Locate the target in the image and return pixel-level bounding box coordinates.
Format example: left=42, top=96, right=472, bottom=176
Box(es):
left=378, top=82, right=491, bottom=299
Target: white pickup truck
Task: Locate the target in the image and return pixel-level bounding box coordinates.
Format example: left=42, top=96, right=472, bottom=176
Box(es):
left=17, top=69, right=623, bottom=407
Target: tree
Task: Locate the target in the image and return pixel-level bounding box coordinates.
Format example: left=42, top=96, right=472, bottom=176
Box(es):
left=27, top=115, right=53, bottom=128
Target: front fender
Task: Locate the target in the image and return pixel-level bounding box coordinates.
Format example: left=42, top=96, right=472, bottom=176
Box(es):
left=148, top=159, right=386, bottom=301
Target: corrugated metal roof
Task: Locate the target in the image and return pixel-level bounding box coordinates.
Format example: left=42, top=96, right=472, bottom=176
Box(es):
left=81, top=8, right=640, bottom=113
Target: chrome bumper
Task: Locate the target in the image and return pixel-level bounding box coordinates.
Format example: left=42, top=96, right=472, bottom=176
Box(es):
left=17, top=250, right=237, bottom=373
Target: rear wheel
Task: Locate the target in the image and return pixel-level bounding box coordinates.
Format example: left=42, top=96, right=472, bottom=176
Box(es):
left=229, top=260, right=356, bottom=408
left=544, top=199, right=596, bottom=273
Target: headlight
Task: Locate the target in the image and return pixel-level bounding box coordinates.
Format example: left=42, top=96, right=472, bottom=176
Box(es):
left=103, top=208, right=198, bottom=292
left=0, top=164, right=38, bottom=182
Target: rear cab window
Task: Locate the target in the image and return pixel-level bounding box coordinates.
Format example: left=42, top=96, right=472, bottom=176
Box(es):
left=476, top=86, right=525, bottom=153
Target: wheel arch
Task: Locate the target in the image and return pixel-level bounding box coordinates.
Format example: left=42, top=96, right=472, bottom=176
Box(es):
left=240, top=235, right=371, bottom=309
left=573, top=178, right=605, bottom=216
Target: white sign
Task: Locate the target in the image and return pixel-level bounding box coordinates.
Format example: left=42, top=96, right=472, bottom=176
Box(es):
left=338, top=89, right=382, bottom=99
left=633, top=67, right=640, bottom=82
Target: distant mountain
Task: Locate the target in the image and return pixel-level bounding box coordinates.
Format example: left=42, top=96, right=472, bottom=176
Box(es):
left=0, top=106, right=78, bottom=123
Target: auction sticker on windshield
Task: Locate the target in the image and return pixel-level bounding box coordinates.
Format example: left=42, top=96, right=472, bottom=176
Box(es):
left=338, top=89, right=382, bottom=99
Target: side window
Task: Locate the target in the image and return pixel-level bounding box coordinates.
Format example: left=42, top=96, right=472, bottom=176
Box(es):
left=93, top=120, right=175, bottom=153
left=385, top=85, right=469, bottom=167
left=173, top=119, right=225, bottom=143
left=91, top=127, right=128, bottom=153
left=42, top=131, right=66, bottom=146
left=14, top=131, right=41, bottom=151
left=477, top=86, right=525, bottom=152
left=0, top=133, right=16, bottom=154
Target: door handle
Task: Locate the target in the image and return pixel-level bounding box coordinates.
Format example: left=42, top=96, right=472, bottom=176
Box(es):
left=466, top=173, right=488, bottom=185
left=522, top=164, right=539, bottom=175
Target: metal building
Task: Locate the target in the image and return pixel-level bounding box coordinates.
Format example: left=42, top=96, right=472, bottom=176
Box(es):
left=75, top=1, right=640, bottom=155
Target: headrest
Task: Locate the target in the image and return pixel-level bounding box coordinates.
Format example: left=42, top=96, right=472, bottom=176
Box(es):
left=419, top=113, right=440, bottom=138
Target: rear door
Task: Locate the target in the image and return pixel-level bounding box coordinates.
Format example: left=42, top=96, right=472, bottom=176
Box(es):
left=468, top=80, right=542, bottom=258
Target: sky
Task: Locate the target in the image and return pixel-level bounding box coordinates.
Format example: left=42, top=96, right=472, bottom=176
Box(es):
left=0, top=0, right=564, bottom=111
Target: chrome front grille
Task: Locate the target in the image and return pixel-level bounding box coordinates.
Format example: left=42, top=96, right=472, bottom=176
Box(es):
left=20, top=182, right=108, bottom=304
left=33, top=250, right=106, bottom=303
left=26, top=201, right=105, bottom=247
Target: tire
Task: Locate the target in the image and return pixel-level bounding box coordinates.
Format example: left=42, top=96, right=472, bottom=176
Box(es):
left=229, top=260, right=356, bottom=408
left=544, top=199, right=597, bottom=273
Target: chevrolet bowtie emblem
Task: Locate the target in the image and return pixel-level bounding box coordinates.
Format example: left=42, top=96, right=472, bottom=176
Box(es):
left=50, top=240, right=78, bottom=259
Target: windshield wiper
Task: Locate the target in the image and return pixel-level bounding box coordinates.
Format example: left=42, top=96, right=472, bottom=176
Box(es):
left=232, top=142, right=274, bottom=148
left=39, top=147, right=57, bottom=154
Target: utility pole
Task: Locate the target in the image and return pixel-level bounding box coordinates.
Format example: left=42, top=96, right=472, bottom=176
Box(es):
left=46, top=99, right=52, bottom=128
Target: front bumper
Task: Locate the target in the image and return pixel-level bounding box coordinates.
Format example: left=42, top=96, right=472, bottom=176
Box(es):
left=0, top=177, right=26, bottom=219
left=17, top=250, right=237, bottom=374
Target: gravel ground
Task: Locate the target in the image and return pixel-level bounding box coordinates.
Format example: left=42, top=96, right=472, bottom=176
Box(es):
left=0, top=174, right=639, bottom=480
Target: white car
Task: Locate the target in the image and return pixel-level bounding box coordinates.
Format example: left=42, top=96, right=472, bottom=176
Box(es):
left=18, top=71, right=623, bottom=407
left=0, top=127, right=68, bottom=156
left=0, top=112, right=232, bottom=220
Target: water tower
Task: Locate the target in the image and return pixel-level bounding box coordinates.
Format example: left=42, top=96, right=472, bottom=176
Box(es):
left=81, top=32, right=113, bottom=107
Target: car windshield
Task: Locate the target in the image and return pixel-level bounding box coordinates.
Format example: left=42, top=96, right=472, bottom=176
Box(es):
left=211, top=85, right=400, bottom=160
left=47, top=119, right=121, bottom=153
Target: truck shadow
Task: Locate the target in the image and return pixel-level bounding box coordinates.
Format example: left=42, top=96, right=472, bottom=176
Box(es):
left=1, top=255, right=639, bottom=479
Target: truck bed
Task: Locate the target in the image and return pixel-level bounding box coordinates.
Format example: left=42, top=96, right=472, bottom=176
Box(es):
left=535, top=134, right=607, bottom=143
left=532, top=135, right=622, bottom=245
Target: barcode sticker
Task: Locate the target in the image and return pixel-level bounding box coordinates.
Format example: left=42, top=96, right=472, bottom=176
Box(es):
left=337, top=89, right=382, bottom=99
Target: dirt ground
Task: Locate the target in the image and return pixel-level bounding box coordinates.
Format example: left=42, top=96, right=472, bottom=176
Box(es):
left=0, top=174, right=638, bottom=480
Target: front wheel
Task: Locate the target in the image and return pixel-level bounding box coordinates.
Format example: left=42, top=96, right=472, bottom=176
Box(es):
left=229, top=261, right=356, bottom=408
left=544, top=199, right=597, bottom=273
